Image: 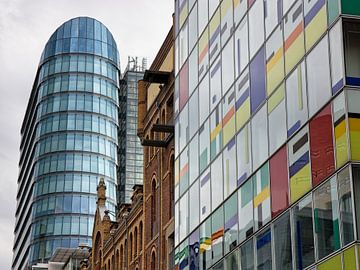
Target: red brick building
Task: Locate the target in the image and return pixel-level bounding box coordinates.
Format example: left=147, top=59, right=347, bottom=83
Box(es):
left=137, top=26, right=175, bottom=270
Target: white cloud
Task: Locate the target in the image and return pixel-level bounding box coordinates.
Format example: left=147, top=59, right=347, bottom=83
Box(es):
left=0, top=0, right=173, bottom=268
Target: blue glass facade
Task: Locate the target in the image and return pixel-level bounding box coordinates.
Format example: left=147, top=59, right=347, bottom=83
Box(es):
left=12, top=17, right=120, bottom=269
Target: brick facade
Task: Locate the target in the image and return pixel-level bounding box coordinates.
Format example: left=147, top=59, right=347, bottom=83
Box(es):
left=137, top=27, right=175, bottom=270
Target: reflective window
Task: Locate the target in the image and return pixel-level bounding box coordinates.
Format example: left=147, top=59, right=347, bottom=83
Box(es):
left=304, top=0, right=327, bottom=51
left=198, top=27, right=209, bottom=80
left=344, top=21, right=360, bottom=86
left=293, top=194, right=315, bottom=269
left=198, top=0, right=208, bottom=35
left=253, top=163, right=271, bottom=231
left=346, top=89, right=360, bottom=160
left=189, top=47, right=198, bottom=96
left=189, top=135, right=199, bottom=185
left=222, top=87, right=236, bottom=147
left=209, top=10, right=221, bottom=64
left=286, top=60, right=308, bottom=138
left=224, top=192, right=238, bottom=254
left=249, top=47, right=266, bottom=114
left=265, top=0, right=282, bottom=38
left=220, top=0, right=233, bottom=45
left=199, top=216, right=211, bottom=269
left=210, top=57, right=222, bottom=112
left=189, top=180, right=199, bottom=232
left=210, top=106, right=222, bottom=162
left=200, top=168, right=211, bottom=221
left=269, top=146, right=289, bottom=218
left=288, top=125, right=311, bottom=203
left=283, top=1, right=304, bottom=74
left=329, top=20, right=344, bottom=95
left=234, top=0, right=247, bottom=27
left=273, top=212, right=292, bottom=270
left=237, top=123, right=252, bottom=185
left=268, top=84, right=286, bottom=154
left=189, top=229, right=200, bottom=269
left=211, top=154, right=223, bottom=210
left=241, top=239, right=254, bottom=270
left=222, top=38, right=235, bottom=93
left=199, top=73, right=210, bottom=125
left=223, top=137, right=237, bottom=198
left=189, top=4, right=198, bottom=51
left=306, top=36, right=331, bottom=117
left=309, top=104, right=335, bottom=186
left=256, top=228, right=272, bottom=270
left=199, top=119, right=210, bottom=173
left=238, top=178, right=253, bottom=242
left=234, top=19, right=249, bottom=79
left=338, top=167, right=354, bottom=245
left=235, top=69, right=250, bottom=131
left=251, top=104, right=268, bottom=170
left=179, top=191, right=189, bottom=242
left=211, top=206, right=224, bottom=264
left=314, top=176, right=340, bottom=260
left=248, top=0, right=264, bottom=59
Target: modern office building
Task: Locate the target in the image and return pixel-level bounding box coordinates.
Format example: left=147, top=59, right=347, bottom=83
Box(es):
left=174, top=0, right=360, bottom=269
left=118, top=57, right=145, bottom=204
left=13, top=17, right=120, bottom=269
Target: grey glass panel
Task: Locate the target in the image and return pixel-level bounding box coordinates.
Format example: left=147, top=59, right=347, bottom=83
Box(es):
left=256, top=228, right=272, bottom=270
left=241, top=239, right=254, bottom=270
left=273, top=212, right=292, bottom=270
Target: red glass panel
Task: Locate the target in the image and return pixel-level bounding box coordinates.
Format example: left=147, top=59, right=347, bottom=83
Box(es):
left=270, top=146, right=289, bottom=218
left=179, top=61, right=189, bottom=110
left=309, top=104, right=335, bottom=187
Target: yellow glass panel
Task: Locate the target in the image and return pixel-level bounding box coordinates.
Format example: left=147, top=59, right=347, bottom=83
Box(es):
left=290, top=164, right=311, bottom=203
left=305, top=7, right=327, bottom=51
left=343, top=246, right=356, bottom=270
left=317, top=253, right=342, bottom=270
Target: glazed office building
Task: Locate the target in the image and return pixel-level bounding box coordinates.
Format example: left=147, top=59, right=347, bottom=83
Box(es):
left=174, top=0, right=360, bottom=269
left=12, top=17, right=120, bottom=269
left=118, top=60, right=144, bottom=204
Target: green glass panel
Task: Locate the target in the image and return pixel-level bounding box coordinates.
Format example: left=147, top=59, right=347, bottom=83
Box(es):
left=317, top=253, right=342, bottom=270
left=343, top=246, right=356, bottom=270
left=328, top=0, right=340, bottom=24
left=342, top=0, right=360, bottom=16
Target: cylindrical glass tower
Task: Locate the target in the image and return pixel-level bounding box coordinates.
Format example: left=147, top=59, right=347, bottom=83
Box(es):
left=12, top=17, right=120, bottom=269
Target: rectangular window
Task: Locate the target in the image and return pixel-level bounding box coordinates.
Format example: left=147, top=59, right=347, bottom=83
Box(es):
left=314, top=176, right=341, bottom=259
left=269, top=146, right=289, bottom=218
left=337, top=167, right=354, bottom=246
left=220, top=0, right=233, bottom=45
left=210, top=57, right=222, bottom=112
left=251, top=104, right=268, bottom=170
left=234, top=19, right=249, bottom=79
left=241, top=239, right=254, bottom=270
left=179, top=191, right=189, bottom=242
left=268, top=84, right=286, bottom=154
left=223, top=137, right=237, bottom=198
left=224, top=192, right=238, bottom=254
left=238, top=179, right=253, bottom=242
left=210, top=104, right=222, bottom=160
left=249, top=47, right=266, bottom=114
left=253, top=163, right=271, bottom=231
left=199, top=217, right=211, bottom=270
left=346, top=89, right=360, bottom=160
left=293, top=194, right=315, bottom=269
left=209, top=10, right=221, bottom=65
left=199, top=120, right=210, bottom=173
left=211, top=155, right=223, bottom=210
left=235, top=69, right=250, bottom=132
left=304, top=0, right=327, bottom=51
left=283, top=1, right=304, bottom=74
left=198, top=27, right=209, bottom=80
left=189, top=135, right=199, bottom=185
left=222, top=87, right=236, bottom=147
left=237, top=123, right=252, bottom=185
left=306, top=36, right=331, bottom=117
left=309, top=104, right=335, bottom=186
left=189, top=180, right=199, bottom=232
left=288, top=125, right=311, bottom=203
left=200, top=168, right=211, bottom=221
left=212, top=207, right=224, bottom=265
left=248, top=0, right=264, bottom=59
left=273, top=211, right=292, bottom=270
left=179, top=147, right=189, bottom=196
left=256, top=228, right=272, bottom=270
left=286, top=61, right=308, bottom=137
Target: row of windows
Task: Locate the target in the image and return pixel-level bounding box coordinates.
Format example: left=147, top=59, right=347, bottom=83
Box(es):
left=42, top=17, right=118, bottom=64
left=37, top=93, right=118, bottom=122
left=35, top=133, right=117, bottom=161
left=32, top=215, right=94, bottom=239
left=34, top=173, right=116, bottom=199
left=174, top=20, right=344, bottom=161
left=33, top=194, right=97, bottom=218
left=37, top=113, right=118, bottom=141
left=34, top=152, right=117, bottom=179
left=39, top=54, right=119, bottom=83
left=37, top=74, right=119, bottom=104
left=174, top=0, right=342, bottom=79
left=30, top=236, right=91, bottom=263
left=175, top=86, right=350, bottom=210
left=174, top=165, right=355, bottom=269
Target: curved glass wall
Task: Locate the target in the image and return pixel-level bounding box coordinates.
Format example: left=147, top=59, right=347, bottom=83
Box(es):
left=12, top=17, right=120, bottom=269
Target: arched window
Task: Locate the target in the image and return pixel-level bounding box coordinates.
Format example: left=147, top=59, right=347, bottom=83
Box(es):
left=139, top=221, right=143, bottom=252
left=112, top=255, right=115, bottom=270
left=151, top=251, right=156, bottom=270
left=130, top=232, right=133, bottom=262
left=124, top=239, right=127, bottom=269
left=151, top=179, right=157, bottom=237
left=120, top=245, right=124, bottom=270
left=134, top=227, right=138, bottom=258
left=169, top=155, right=174, bottom=219
left=94, top=232, right=102, bottom=266
left=116, top=250, right=119, bottom=270
left=146, top=135, right=150, bottom=163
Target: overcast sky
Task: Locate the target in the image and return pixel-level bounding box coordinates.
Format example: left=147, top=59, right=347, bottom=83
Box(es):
left=0, top=0, right=173, bottom=268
